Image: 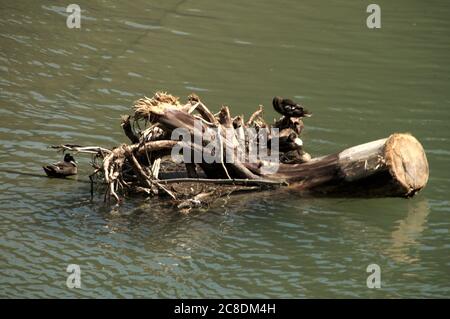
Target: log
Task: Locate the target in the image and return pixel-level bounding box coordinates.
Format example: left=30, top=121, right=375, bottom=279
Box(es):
left=248, top=133, right=429, bottom=197
left=48, top=91, right=430, bottom=207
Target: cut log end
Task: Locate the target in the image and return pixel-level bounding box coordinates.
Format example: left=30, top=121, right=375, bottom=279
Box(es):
left=384, top=133, right=429, bottom=197
left=276, top=132, right=429, bottom=198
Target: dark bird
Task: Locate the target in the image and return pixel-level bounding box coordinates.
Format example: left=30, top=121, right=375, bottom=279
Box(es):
left=279, top=132, right=303, bottom=153
left=43, top=154, right=78, bottom=178
left=268, top=132, right=303, bottom=153
left=272, top=96, right=312, bottom=118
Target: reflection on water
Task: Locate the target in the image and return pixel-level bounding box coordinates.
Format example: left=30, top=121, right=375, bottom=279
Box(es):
left=387, top=199, right=430, bottom=264
left=0, top=0, right=449, bottom=298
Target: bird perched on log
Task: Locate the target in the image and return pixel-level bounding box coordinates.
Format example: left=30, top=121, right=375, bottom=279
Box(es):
left=268, top=132, right=312, bottom=163
left=43, top=154, right=78, bottom=178
left=276, top=132, right=304, bottom=153
left=272, top=96, right=311, bottom=118
left=268, top=132, right=302, bottom=152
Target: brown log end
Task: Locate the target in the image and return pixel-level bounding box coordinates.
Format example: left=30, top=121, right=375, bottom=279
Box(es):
left=384, top=133, right=429, bottom=197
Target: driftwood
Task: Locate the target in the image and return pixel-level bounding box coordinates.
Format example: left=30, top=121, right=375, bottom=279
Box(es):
left=260, top=133, right=428, bottom=197
left=47, top=92, right=429, bottom=212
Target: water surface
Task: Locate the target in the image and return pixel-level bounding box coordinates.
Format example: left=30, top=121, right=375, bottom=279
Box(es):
left=0, top=0, right=449, bottom=298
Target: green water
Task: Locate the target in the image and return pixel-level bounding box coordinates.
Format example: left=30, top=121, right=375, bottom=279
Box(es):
left=0, top=0, right=449, bottom=298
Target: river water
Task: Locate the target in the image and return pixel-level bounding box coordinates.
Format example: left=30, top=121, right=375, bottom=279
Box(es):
left=0, top=0, right=449, bottom=298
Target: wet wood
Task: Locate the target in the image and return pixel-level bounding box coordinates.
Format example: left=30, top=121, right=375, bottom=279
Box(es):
left=48, top=92, right=430, bottom=210
left=128, top=100, right=430, bottom=198
left=121, top=115, right=140, bottom=144
left=248, top=133, right=429, bottom=197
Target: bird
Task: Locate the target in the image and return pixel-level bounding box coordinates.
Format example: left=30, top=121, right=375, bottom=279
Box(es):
left=43, top=153, right=78, bottom=178
left=268, top=132, right=303, bottom=153
left=272, top=96, right=312, bottom=118
left=279, top=132, right=303, bottom=153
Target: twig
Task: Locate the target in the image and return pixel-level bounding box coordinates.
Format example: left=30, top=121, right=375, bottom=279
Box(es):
left=193, top=114, right=216, bottom=127
left=50, top=144, right=111, bottom=155
left=121, top=115, right=140, bottom=143
left=186, top=101, right=200, bottom=114
left=151, top=158, right=161, bottom=179
left=125, top=147, right=176, bottom=200
left=218, top=106, right=232, bottom=128
left=217, top=126, right=231, bottom=179
left=247, top=105, right=264, bottom=126
left=196, top=101, right=219, bottom=125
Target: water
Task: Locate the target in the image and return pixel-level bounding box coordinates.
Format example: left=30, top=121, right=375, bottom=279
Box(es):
left=0, top=0, right=449, bottom=298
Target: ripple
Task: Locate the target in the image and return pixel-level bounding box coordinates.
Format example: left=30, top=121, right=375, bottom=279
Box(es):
left=185, top=86, right=209, bottom=92
left=0, top=0, right=449, bottom=299
left=122, top=20, right=161, bottom=30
